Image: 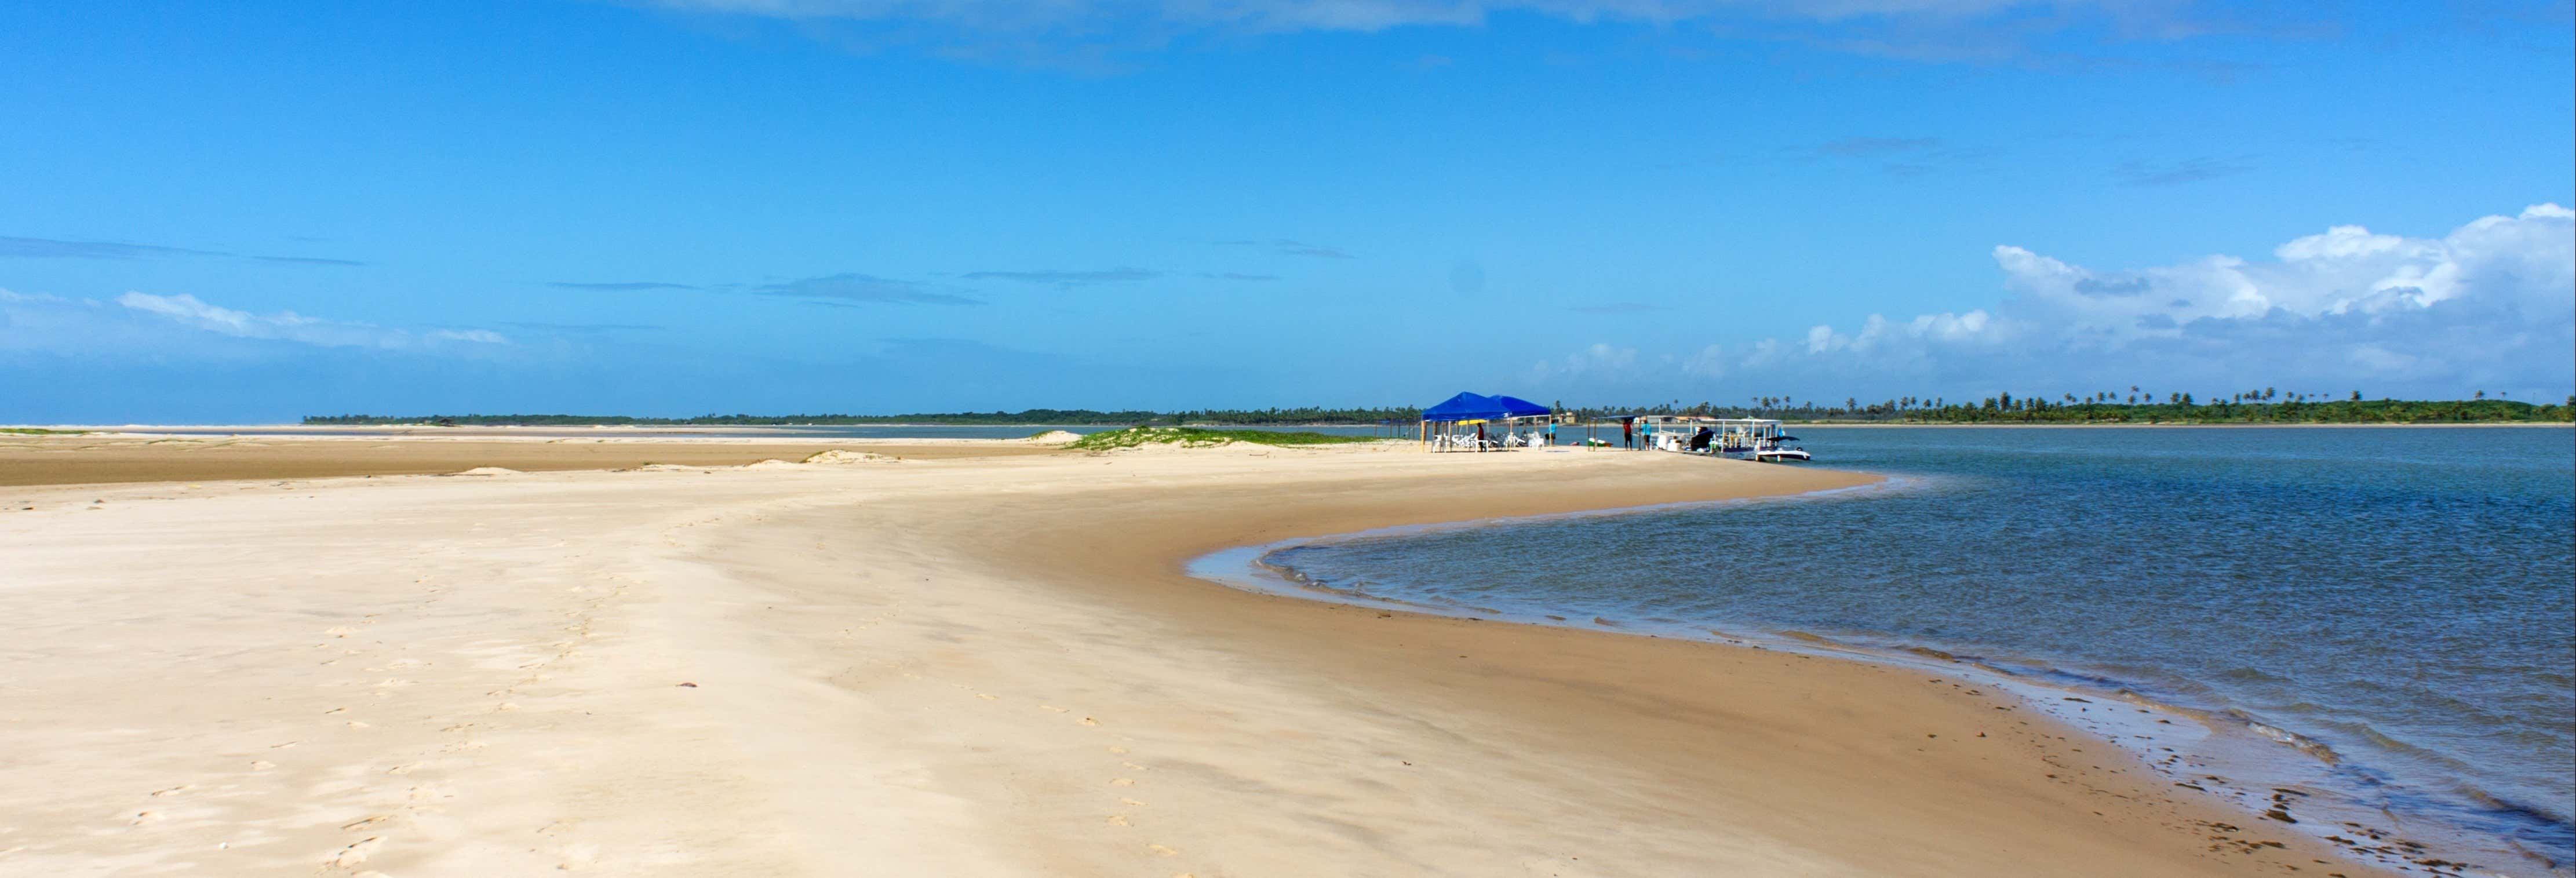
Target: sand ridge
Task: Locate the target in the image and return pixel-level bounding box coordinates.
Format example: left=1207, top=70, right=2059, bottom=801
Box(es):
left=0, top=439, right=2400, bottom=876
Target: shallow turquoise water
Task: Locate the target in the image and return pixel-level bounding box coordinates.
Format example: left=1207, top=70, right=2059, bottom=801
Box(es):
left=1265, top=427, right=2576, bottom=870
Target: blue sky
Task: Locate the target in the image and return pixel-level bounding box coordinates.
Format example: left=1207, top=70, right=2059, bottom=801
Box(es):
left=3, top=1, right=2571, bottom=421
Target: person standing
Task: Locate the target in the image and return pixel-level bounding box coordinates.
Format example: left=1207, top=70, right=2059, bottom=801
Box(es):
left=1622, top=417, right=1634, bottom=449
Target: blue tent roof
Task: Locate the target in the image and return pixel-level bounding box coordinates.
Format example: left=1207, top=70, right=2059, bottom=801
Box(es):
left=1491, top=395, right=1551, bottom=418
left=1422, top=392, right=1551, bottom=422
left=1421, top=392, right=1507, bottom=422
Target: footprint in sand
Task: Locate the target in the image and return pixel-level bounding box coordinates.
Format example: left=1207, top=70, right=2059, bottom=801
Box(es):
left=329, top=836, right=382, bottom=867
left=1079, top=717, right=1099, bottom=726
left=150, top=785, right=192, bottom=797
left=1110, top=778, right=1136, bottom=787
left=1107, top=815, right=1131, bottom=826
left=250, top=760, right=275, bottom=770
left=1107, top=746, right=1128, bottom=755
left=1146, top=844, right=1178, bottom=857
left=341, top=815, right=390, bottom=830
left=1040, top=705, right=1068, bottom=713
left=1120, top=797, right=1145, bottom=806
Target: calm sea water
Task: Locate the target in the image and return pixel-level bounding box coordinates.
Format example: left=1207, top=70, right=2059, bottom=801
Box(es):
left=1262, top=427, right=2576, bottom=872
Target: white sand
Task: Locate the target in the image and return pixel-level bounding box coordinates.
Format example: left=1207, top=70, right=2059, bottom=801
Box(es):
left=0, top=441, right=2389, bottom=876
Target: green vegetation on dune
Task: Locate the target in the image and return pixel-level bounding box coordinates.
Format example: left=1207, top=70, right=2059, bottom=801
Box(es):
left=1064, top=427, right=1382, bottom=451
left=0, top=428, right=85, bottom=435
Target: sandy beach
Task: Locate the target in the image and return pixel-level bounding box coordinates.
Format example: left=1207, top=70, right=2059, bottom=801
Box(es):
left=0, top=434, right=2398, bottom=876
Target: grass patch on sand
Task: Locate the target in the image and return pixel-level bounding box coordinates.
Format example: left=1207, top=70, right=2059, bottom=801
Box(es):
left=0, top=428, right=85, bottom=435
left=1065, top=427, right=1378, bottom=451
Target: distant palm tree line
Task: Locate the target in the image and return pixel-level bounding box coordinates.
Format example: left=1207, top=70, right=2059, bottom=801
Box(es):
left=1562, top=388, right=2573, bottom=424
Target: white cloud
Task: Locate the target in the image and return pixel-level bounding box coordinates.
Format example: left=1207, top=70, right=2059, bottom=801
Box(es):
left=112, top=292, right=508, bottom=349
left=431, top=329, right=511, bottom=344
left=1528, top=342, right=1639, bottom=380
left=1520, top=204, right=2574, bottom=400
left=1804, top=324, right=1838, bottom=354
left=1994, top=203, right=2573, bottom=338
left=1678, top=343, right=1728, bottom=378
left=2, top=289, right=508, bottom=358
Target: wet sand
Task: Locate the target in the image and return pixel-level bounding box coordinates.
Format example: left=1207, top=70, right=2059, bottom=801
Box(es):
left=0, top=435, right=2396, bottom=876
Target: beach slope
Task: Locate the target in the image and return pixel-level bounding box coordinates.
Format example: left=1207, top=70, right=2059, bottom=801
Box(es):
left=0, top=437, right=2386, bottom=876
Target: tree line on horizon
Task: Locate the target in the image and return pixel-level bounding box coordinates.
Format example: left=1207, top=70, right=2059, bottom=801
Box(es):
left=1558, top=388, right=2575, bottom=424
left=306, top=391, right=2574, bottom=427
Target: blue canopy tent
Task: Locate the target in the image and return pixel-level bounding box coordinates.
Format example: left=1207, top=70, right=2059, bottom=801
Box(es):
left=1421, top=392, right=1509, bottom=422
left=1491, top=396, right=1551, bottom=418
left=1420, top=392, right=1552, bottom=451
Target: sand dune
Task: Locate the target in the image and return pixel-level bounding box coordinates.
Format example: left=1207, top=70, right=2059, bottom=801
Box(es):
left=0, top=437, right=2392, bottom=876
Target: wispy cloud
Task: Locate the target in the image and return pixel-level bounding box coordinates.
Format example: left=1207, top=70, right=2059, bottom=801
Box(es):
left=1202, top=271, right=1281, bottom=282
left=961, top=267, right=1163, bottom=285
left=250, top=255, right=367, bottom=267
left=114, top=292, right=509, bottom=349
left=647, top=0, right=2260, bottom=68
left=1, top=235, right=363, bottom=266
left=1273, top=240, right=1354, bottom=259
left=548, top=280, right=703, bottom=292
left=1797, top=136, right=1984, bottom=177
left=1816, top=137, right=1940, bottom=158
left=0, top=236, right=225, bottom=260
left=499, top=320, right=663, bottom=335
left=1569, top=302, right=1673, bottom=314
left=1217, top=238, right=1356, bottom=259
left=761, top=272, right=983, bottom=305
left=2116, top=156, right=2256, bottom=187
left=553, top=274, right=988, bottom=304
